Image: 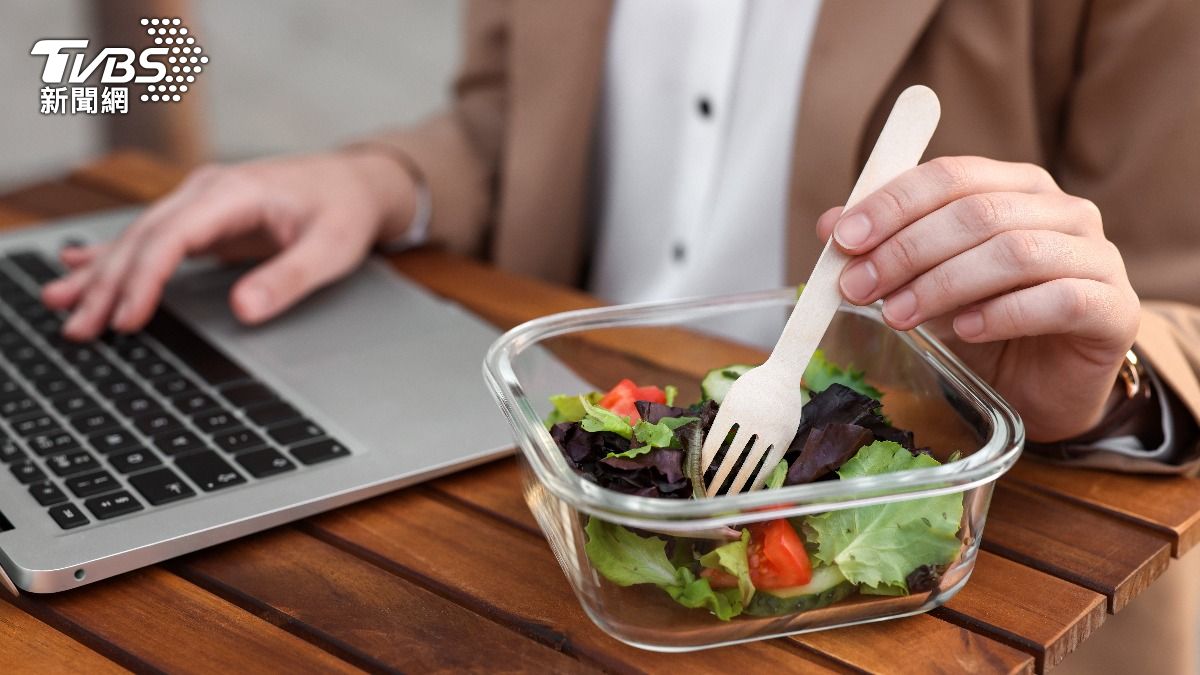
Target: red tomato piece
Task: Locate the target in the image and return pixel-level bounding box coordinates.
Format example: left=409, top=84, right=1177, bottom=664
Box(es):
left=746, top=519, right=812, bottom=589
left=597, top=379, right=666, bottom=424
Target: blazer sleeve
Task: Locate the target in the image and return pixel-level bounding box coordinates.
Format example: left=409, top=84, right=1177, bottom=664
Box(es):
left=352, top=0, right=509, bottom=257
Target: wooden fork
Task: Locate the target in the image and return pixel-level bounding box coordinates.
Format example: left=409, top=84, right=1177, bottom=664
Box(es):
left=700, top=85, right=942, bottom=497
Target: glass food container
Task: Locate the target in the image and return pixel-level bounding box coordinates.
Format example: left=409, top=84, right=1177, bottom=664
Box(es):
left=483, top=289, right=1024, bottom=651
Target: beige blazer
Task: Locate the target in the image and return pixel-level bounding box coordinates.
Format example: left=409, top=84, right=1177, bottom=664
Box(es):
left=366, top=0, right=1200, bottom=468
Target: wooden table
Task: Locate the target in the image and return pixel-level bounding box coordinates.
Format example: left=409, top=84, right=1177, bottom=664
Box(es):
left=2, top=152, right=1199, bottom=674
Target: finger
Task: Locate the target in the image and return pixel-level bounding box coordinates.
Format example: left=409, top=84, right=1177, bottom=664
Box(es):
left=228, top=225, right=369, bottom=325
left=41, top=265, right=95, bottom=311
left=815, top=206, right=843, bottom=242
left=59, top=244, right=106, bottom=269
left=109, top=179, right=272, bottom=332
left=832, top=156, right=1060, bottom=253
left=880, top=231, right=1123, bottom=331
left=952, top=278, right=1139, bottom=347
left=839, top=192, right=1103, bottom=304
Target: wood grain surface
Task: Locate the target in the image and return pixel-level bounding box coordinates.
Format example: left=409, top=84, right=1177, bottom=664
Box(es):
left=0, top=152, right=1195, bottom=674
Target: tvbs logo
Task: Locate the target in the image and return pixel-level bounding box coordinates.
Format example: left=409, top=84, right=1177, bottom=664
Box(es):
left=32, top=17, right=207, bottom=114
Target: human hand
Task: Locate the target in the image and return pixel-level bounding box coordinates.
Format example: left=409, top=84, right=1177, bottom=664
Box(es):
left=817, top=156, right=1141, bottom=442
left=42, top=151, right=417, bottom=341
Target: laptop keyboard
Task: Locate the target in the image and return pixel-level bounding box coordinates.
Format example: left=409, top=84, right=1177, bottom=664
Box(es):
left=0, top=251, right=351, bottom=530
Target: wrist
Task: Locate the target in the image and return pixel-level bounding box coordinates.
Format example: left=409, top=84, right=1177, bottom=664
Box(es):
left=340, top=147, right=421, bottom=246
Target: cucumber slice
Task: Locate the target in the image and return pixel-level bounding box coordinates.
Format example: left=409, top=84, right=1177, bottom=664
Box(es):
left=700, top=364, right=755, bottom=404
left=743, top=566, right=856, bottom=617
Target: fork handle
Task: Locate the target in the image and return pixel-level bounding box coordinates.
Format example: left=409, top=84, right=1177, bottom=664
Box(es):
left=767, top=85, right=942, bottom=377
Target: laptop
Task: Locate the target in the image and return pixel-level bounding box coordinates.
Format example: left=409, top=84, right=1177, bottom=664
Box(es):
left=0, top=208, right=585, bottom=593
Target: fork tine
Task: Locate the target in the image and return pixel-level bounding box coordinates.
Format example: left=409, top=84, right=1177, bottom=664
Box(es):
left=699, top=413, right=734, bottom=474
left=747, top=441, right=789, bottom=492
left=726, top=438, right=771, bottom=496
left=705, top=427, right=749, bottom=497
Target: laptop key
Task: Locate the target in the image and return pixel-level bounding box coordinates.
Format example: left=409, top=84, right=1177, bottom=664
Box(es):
left=244, top=401, right=301, bottom=427
left=132, top=411, right=183, bottom=436
left=109, top=447, right=162, bottom=474
left=236, top=447, right=295, bottom=478
left=144, top=310, right=250, bottom=385
left=134, top=358, right=177, bottom=380
left=34, top=376, right=75, bottom=398
left=94, top=376, right=140, bottom=399
left=28, top=431, right=79, bottom=457
left=13, top=414, right=57, bottom=437
left=11, top=459, right=47, bottom=484
left=51, top=392, right=100, bottom=416
left=0, top=377, right=23, bottom=396
left=65, top=469, right=119, bottom=498
left=20, top=359, right=63, bottom=381
left=46, top=450, right=100, bottom=477
left=0, top=395, right=40, bottom=419
left=30, top=481, right=68, bottom=506
left=87, top=429, right=140, bottom=455
left=212, top=428, right=267, bottom=454
left=268, top=419, right=324, bottom=446
left=129, top=467, right=195, bottom=506
left=171, top=392, right=221, bottom=415
left=153, top=375, right=196, bottom=397
left=175, top=451, right=246, bottom=491
left=112, top=339, right=154, bottom=363
left=0, top=433, right=23, bottom=463
left=48, top=503, right=89, bottom=529
left=8, top=251, right=59, bottom=283
left=218, top=382, right=276, bottom=408
left=193, top=411, right=240, bottom=434
left=68, top=410, right=122, bottom=435
left=77, top=359, right=119, bottom=381
left=114, top=394, right=161, bottom=417
left=152, top=430, right=206, bottom=456
left=57, top=343, right=104, bottom=366
left=290, top=439, right=351, bottom=465
left=84, top=491, right=143, bottom=520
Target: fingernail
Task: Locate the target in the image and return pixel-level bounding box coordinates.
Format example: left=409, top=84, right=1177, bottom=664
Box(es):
left=239, top=285, right=271, bottom=320
left=111, top=301, right=131, bottom=329
left=840, top=260, right=878, bottom=301
left=883, top=290, right=917, bottom=324
left=833, top=213, right=872, bottom=249
left=954, top=311, right=985, bottom=338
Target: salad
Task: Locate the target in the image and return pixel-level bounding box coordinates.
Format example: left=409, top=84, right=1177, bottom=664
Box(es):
left=545, top=352, right=964, bottom=621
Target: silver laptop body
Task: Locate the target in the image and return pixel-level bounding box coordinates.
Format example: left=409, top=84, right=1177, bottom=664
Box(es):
left=0, top=208, right=582, bottom=593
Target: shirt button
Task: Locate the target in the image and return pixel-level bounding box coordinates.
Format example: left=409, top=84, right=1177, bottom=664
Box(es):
left=696, top=97, right=712, bottom=118
left=672, top=242, right=687, bottom=262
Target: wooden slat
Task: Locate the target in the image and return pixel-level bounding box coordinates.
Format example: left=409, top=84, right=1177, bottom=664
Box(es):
left=0, top=180, right=130, bottom=223
left=984, top=481, right=1171, bottom=612
left=307, top=490, right=849, bottom=674
left=934, top=551, right=1106, bottom=673
left=1007, top=459, right=1200, bottom=556
left=793, top=613, right=1033, bottom=675
left=174, top=527, right=596, bottom=673
left=18, top=568, right=362, bottom=674
left=0, top=600, right=127, bottom=674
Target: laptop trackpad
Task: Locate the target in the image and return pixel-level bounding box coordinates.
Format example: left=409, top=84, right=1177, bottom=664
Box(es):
left=161, top=258, right=523, bottom=460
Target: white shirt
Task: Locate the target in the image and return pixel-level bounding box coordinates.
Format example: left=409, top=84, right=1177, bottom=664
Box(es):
left=589, top=0, right=823, bottom=345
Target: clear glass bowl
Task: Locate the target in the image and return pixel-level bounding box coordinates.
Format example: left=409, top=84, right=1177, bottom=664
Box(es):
left=483, top=289, right=1024, bottom=651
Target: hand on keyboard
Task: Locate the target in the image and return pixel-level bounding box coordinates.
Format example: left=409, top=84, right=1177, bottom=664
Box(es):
left=40, top=151, right=421, bottom=341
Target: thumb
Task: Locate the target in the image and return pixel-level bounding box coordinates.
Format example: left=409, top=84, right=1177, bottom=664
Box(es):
left=816, top=206, right=844, bottom=243
left=229, top=226, right=366, bottom=324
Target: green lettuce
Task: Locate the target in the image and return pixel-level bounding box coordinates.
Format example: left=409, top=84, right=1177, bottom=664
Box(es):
left=806, top=441, right=963, bottom=593
left=699, top=529, right=755, bottom=604
left=606, top=415, right=699, bottom=459
left=579, top=397, right=633, bottom=439
left=803, top=350, right=883, bottom=401
left=584, top=518, right=743, bottom=620
left=764, top=460, right=789, bottom=490
left=544, top=392, right=603, bottom=427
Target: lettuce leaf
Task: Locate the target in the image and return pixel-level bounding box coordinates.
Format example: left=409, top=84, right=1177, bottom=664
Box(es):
left=580, top=397, right=633, bottom=439
left=584, top=518, right=743, bottom=620
left=803, top=350, right=883, bottom=401
left=764, top=460, right=789, bottom=490
left=606, top=415, right=699, bottom=459
left=806, top=441, right=963, bottom=593
left=699, top=529, right=755, bottom=604
left=544, top=392, right=602, bottom=427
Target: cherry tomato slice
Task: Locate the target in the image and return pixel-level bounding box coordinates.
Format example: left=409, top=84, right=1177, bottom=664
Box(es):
left=747, top=519, right=812, bottom=589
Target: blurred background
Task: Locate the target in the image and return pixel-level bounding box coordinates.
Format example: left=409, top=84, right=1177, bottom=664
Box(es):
left=0, top=0, right=462, bottom=190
